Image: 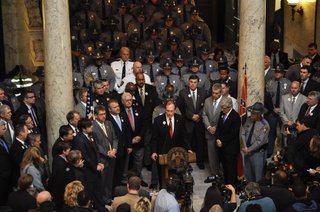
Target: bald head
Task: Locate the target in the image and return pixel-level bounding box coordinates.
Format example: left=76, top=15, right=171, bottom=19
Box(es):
left=133, top=61, right=143, bottom=75
left=37, top=191, right=52, bottom=206
left=264, top=55, right=271, bottom=69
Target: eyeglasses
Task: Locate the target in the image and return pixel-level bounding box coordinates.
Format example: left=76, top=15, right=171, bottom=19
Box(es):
left=26, top=96, right=35, bottom=99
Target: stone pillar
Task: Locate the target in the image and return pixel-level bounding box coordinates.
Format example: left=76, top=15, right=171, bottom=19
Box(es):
left=43, top=0, right=73, bottom=161
left=238, top=0, right=266, bottom=106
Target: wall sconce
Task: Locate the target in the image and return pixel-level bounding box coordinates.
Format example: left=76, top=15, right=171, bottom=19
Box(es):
left=287, top=0, right=304, bottom=21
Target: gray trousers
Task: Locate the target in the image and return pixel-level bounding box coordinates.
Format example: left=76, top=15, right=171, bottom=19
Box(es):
left=244, top=151, right=266, bottom=182
left=207, top=138, right=220, bottom=175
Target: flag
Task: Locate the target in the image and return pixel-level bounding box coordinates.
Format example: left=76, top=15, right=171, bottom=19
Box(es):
left=86, top=85, right=94, bottom=120
left=238, top=65, right=248, bottom=180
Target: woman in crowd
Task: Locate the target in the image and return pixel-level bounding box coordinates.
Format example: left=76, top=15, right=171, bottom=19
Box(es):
left=63, top=180, right=85, bottom=212
left=20, top=147, right=46, bottom=192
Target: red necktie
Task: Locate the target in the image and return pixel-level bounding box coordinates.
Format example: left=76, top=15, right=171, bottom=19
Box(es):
left=169, top=118, right=173, bottom=138
left=127, top=108, right=135, bottom=131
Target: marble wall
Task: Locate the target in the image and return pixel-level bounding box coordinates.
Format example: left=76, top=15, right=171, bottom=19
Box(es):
left=283, top=0, right=317, bottom=59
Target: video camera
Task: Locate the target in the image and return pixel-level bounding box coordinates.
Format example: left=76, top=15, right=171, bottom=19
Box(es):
left=204, top=175, right=231, bottom=203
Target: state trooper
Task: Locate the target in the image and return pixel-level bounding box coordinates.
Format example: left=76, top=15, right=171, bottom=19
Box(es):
left=84, top=51, right=116, bottom=91
left=127, top=33, right=145, bottom=62
left=199, top=46, right=217, bottom=75
left=211, top=64, right=238, bottom=98
left=102, top=43, right=115, bottom=65
left=73, top=54, right=88, bottom=88
left=159, top=13, right=184, bottom=45
left=127, top=7, right=151, bottom=40
left=150, top=0, right=180, bottom=26
left=155, top=59, right=183, bottom=99
left=173, top=0, right=195, bottom=24
left=210, top=55, right=238, bottom=83
left=172, top=52, right=189, bottom=78
left=111, top=47, right=134, bottom=92
left=160, top=36, right=185, bottom=61
left=181, top=24, right=207, bottom=60
left=265, top=63, right=291, bottom=156
left=142, top=49, right=162, bottom=83
left=182, top=57, right=211, bottom=93
left=114, top=1, right=133, bottom=38
left=241, top=102, right=270, bottom=182
left=143, top=24, right=165, bottom=54
left=180, top=6, right=212, bottom=47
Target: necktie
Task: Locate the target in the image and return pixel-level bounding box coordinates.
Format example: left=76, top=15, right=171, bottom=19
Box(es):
left=273, top=54, right=277, bottom=68
left=122, top=62, right=126, bottom=79
left=110, top=31, right=114, bottom=47
left=153, top=41, right=157, bottom=52
left=246, top=121, right=256, bottom=147
left=305, top=106, right=311, bottom=116
left=116, top=115, right=122, bottom=131
left=178, top=67, right=182, bottom=77
left=7, top=122, right=14, bottom=141
left=140, top=88, right=145, bottom=106
left=127, top=108, right=135, bottom=131
left=121, top=15, right=126, bottom=33
left=140, top=23, right=144, bottom=40
left=166, top=76, right=170, bottom=85
left=167, top=28, right=170, bottom=39
left=101, top=0, right=106, bottom=20
left=150, top=64, right=154, bottom=82
left=100, top=123, right=108, bottom=137
left=183, top=4, right=187, bottom=22
left=169, top=118, right=173, bottom=138
left=192, top=39, right=197, bottom=56
left=0, top=138, right=9, bottom=153
left=203, top=60, right=207, bottom=74
left=223, top=115, right=228, bottom=123
left=212, top=100, right=216, bottom=113
left=192, top=91, right=196, bottom=108
left=292, top=96, right=295, bottom=105
left=301, top=80, right=305, bottom=93
left=30, top=108, right=39, bottom=127
left=275, top=81, right=280, bottom=108
left=97, top=65, right=102, bottom=79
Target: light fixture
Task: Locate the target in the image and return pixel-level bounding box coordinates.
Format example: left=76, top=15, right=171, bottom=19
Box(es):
left=287, top=0, right=304, bottom=21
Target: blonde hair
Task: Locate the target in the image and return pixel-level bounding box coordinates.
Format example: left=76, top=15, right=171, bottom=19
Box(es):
left=64, top=180, right=84, bottom=207
left=134, top=197, right=151, bottom=212
left=20, top=147, right=42, bottom=169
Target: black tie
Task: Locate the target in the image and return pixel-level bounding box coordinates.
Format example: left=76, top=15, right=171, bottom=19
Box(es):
left=140, top=23, right=144, bottom=40
left=132, top=50, right=136, bottom=61
left=97, top=65, right=102, bottom=79
left=275, top=81, right=280, bottom=107
left=192, top=39, right=197, bottom=56
left=183, top=5, right=187, bottom=22
left=273, top=54, right=277, bottom=68
left=166, top=76, right=170, bottom=85
left=167, top=28, right=170, bottom=39
left=110, top=31, right=114, bottom=47
left=203, top=60, right=207, bottom=74
left=121, top=15, right=126, bottom=33
left=122, top=62, right=126, bottom=79
left=150, top=64, right=154, bottom=82
left=101, top=0, right=106, bottom=19
left=246, top=121, right=256, bottom=147
left=178, top=67, right=181, bottom=77
left=153, top=41, right=157, bottom=52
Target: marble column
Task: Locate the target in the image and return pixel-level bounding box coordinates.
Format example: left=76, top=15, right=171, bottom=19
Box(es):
left=43, top=0, right=73, bottom=161
left=238, top=0, right=266, bottom=106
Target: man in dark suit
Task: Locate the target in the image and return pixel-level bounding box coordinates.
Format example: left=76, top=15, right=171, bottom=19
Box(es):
left=92, top=105, right=118, bottom=203
left=134, top=72, right=159, bottom=167
left=308, top=43, right=320, bottom=66
left=300, top=65, right=320, bottom=96
left=52, top=125, right=74, bottom=157
left=10, top=124, right=29, bottom=187
left=72, top=118, right=106, bottom=212
left=107, top=99, right=132, bottom=186
left=211, top=66, right=237, bottom=98
left=66, top=110, right=80, bottom=136
left=215, top=97, right=241, bottom=185
left=179, top=74, right=206, bottom=169
left=298, top=91, right=320, bottom=133
left=0, top=104, right=14, bottom=148
left=13, top=90, right=47, bottom=152
left=0, top=119, right=12, bottom=206
left=121, top=92, right=148, bottom=186
left=268, top=40, right=289, bottom=69
left=151, top=101, right=192, bottom=186
left=0, top=87, right=14, bottom=111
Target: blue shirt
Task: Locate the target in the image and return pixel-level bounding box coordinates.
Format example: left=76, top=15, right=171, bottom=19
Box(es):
left=154, top=189, right=180, bottom=212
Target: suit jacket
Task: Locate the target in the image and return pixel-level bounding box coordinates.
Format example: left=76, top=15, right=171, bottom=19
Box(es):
left=216, top=109, right=241, bottom=156
left=212, top=79, right=237, bottom=98
left=13, top=103, right=43, bottom=127
left=268, top=51, right=289, bottom=69
left=10, top=138, right=28, bottom=186
left=286, top=63, right=301, bottom=82
left=151, top=114, right=190, bottom=154
left=134, top=84, right=159, bottom=124
left=3, top=120, right=14, bottom=148
left=312, top=53, right=320, bottom=66
left=279, top=93, right=307, bottom=125
left=92, top=119, right=118, bottom=162
left=202, top=96, right=226, bottom=139
left=0, top=137, right=11, bottom=180
left=106, top=113, right=132, bottom=157
left=298, top=103, right=320, bottom=132
left=301, top=78, right=320, bottom=96
left=121, top=106, right=145, bottom=149
left=72, top=132, right=101, bottom=181
left=265, top=67, right=274, bottom=84
left=179, top=88, right=206, bottom=133
left=7, top=190, right=37, bottom=211
left=74, top=102, right=86, bottom=119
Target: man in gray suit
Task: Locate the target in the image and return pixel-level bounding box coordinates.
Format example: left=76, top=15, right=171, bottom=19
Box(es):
left=92, top=105, right=118, bottom=204
left=264, top=55, right=274, bottom=85
left=74, top=87, right=96, bottom=118
left=279, top=81, right=307, bottom=146
left=202, top=83, right=225, bottom=175
left=0, top=104, right=14, bottom=148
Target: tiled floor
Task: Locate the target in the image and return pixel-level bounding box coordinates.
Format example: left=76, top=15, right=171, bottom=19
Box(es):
left=142, top=163, right=212, bottom=211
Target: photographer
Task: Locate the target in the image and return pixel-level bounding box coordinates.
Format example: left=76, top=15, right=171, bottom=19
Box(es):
left=285, top=118, right=318, bottom=180
left=154, top=175, right=180, bottom=212
left=238, top=182, right=276, bottom=212
left=200, top=184, right=236, bottom=212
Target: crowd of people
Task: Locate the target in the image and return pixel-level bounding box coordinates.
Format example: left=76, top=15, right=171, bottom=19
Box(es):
left=1, top=0, right=320, bottom=211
